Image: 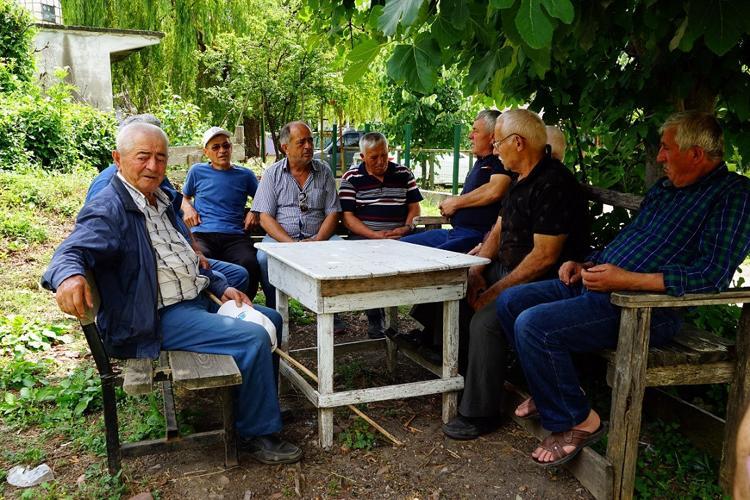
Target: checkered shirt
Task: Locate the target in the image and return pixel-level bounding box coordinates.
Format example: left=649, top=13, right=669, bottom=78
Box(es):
left=117, top=173, right=209, bottom=308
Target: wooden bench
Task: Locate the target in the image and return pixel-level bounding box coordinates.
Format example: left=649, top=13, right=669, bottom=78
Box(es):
left=411, top=185, right=750, bottom=499
left=78, top=273, right=242, bottom=474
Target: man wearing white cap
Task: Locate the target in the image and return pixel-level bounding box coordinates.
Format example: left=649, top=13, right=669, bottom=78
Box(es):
left=182, top=127, right=262, bottom=299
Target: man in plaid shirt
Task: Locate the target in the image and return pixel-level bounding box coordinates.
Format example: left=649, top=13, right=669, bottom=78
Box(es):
left=458, top=111, right=750, bottom=467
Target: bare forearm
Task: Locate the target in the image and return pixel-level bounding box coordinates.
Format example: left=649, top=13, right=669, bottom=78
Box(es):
left=405, top=202, right=420, bottom=225
left=314, top=212, right=340, bottom=241
left=484, top=249, right=558, bottom=300
left=259, top=213, right=295, bottom=242
left=343, top=212, right=380, bottom=239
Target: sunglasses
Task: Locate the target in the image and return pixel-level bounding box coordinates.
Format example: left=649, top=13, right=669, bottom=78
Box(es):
left=298, top=191, right=309, bottom=212
left=210, top=142, right=232, bottom=152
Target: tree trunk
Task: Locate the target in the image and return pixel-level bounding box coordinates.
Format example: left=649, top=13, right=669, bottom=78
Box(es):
left=244, top=116, right=260, bottom=158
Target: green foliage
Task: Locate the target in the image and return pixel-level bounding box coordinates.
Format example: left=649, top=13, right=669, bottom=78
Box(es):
left=635, top=420, right=722, bottom=498
left=0, top=0, right=34, bottom=92
left=0, top=315, right=72, bottom=358
left=289, top=298, right=315, bottom=325
left=685, top=304, right=741, bottom=340
left=152, top=90, right=209, bottom=146
left=0, top=79, right=116, bottom=172
left=339, top=416, right=377, bottom=450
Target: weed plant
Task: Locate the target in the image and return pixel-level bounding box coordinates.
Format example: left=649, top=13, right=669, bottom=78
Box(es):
left=339, top=416, right=377, bottom=451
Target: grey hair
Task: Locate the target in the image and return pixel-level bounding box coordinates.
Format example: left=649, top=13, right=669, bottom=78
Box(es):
left=279, top=121, right=312, bottom=146
left=545, top=125, right=567, bottom=161
left=116, top=122, right=169, bottom=154
left=659, top=111, right=724, bottom=160
left=476, top=109, right=501, bottom=134
left=359, top=132, right=388, bottom=153
left=496, top=108, right=547, bottom=152
left=118, top=113, right=162, bottom=130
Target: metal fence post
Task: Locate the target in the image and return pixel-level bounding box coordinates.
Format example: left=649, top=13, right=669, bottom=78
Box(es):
left=404, top=124, right=412, bottom=169
left=260, top=116, right=266, bottom=161
left=364, top=123, right=371, bottom=133
left=330, top=124, right=338, bottom=176
left=452, top=124, right=461, bottom=195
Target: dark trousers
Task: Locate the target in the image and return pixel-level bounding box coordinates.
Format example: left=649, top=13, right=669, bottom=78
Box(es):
left=411, top=261, right=510, bottom=374
left=194, top=232, right=261, bottom=300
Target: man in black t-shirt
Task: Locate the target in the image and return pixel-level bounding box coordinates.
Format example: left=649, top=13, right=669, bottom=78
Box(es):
left=442, top=108, right=590, bottom=440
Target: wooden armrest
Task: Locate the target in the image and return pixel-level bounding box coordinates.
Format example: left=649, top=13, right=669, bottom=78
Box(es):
left=610, top=288, right=750, bottom=308
left=413, top=215, right=449, bottom=226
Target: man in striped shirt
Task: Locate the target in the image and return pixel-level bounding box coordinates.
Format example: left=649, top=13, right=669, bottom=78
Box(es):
left=493, top=111, right=750, bottom=467
left=339, top=132, right=423, bottom=337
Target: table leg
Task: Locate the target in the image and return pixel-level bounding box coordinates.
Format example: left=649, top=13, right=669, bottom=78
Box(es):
left=441, top=299, right=459, bottom=423
left=276, top=290, right=290, bottom=394
left=385, top=306, right=399, bottom=374
left=317, top=313, right=335, bottom=449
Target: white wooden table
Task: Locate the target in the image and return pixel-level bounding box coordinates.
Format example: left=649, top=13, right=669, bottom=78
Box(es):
left=255, top=239, right=489, bottom=448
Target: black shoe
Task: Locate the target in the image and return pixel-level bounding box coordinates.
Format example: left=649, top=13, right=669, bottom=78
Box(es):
left=400, top=328, right=432, bottom=347
left=442, top=414, right=501, bottom=440
left=334, top=315, right=347, bottom=335
left=240, top=434, right=303, bottom=464
left=368, top=329, right=386, bottom=339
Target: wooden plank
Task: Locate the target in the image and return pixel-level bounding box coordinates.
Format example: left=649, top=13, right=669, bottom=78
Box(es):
left=317, top=377, right=464, bottom=407
left=385, top=306, right=398, bottom=375
left=320, top=283, right=466, bottom=313
left=503, top=388, right=613, bottom=500
left=581, top=184, right=642, bottom=211
left=169, top=351, right=242, bottom=390
left=611, top=288, right=750, bottom=308
left=412, top=215, right=449, bottom=226
left=122, top=358, right=154, bottom=395
left=320, top=269, right=464, bottom=296
left=279, top=360, right=319, bottom=406
left=268, top=259, right=321, bottom=312
left=317, top=313, right=335, bottom=449
left=720, top=303, right=750, bottom=492
left=607, top=307, right=651, bottom=500
left=290, top=338, right=386, bottom=360
left=442, top=299, right=459, bottom=424
left=120, top=430, right=225, bottom=457
left=607, top=361, right=735, bottom=387
left=669, top=327, right=733, bottom=363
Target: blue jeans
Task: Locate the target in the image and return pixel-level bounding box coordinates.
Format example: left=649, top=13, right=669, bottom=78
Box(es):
left=159, top=295, right=283, bottom=438
left=209, top=259, right=249, bottom=292
left=400, top=226, right=484, bottom=253
left=495, top=279, right=682, bottom=432
left=256, top=234, right=342, bottom=309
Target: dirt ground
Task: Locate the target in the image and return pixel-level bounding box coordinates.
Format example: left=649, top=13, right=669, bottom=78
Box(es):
left=105, top=312, right=593, bottom=500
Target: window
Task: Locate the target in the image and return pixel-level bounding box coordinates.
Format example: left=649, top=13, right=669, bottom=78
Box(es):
left=41, top=3, right=56, bottom=23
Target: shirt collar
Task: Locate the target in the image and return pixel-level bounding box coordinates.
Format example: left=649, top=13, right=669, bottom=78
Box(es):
left=660, top=162, right=728, bottom=190
left=281, top=157, right=320, bottom=173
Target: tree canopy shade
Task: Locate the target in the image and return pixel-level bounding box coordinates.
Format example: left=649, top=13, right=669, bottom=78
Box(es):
left=309, top=0, right=750, bottom=190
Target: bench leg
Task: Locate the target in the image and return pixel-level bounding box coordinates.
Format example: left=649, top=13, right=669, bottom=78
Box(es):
left=159, top=354, right=179, bottom=439
left=317, top=313, right=335, bottom=449
left=222, top=387, right=239, bottom=467
left=607, top=307, right=651, bottom=500
left=101, top=374, right=121, bottom=475
left=385, top=306, right=398, bottom=375
left=720, top=303, right=750, bottom=492
left=441, top=299, right=459, bottom=424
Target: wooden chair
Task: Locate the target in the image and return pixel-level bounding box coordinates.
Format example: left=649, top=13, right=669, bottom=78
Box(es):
left=78, top=272, right=242, bottom=474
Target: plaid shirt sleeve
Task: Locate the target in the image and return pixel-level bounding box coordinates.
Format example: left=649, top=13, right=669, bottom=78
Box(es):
left=660, top=184, right=750, bottom=296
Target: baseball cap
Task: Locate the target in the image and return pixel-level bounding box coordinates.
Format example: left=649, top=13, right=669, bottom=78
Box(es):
left=202, top=126, right=232, bottom=148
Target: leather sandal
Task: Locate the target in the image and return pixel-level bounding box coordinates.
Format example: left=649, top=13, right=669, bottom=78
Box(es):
left=515, top=397, right=539, bottom=420
left=532, top=423, right=607, bottom=467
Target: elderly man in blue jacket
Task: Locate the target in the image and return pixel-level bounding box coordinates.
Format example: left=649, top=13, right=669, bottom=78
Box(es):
left=42, top=123, right=301, bottom=465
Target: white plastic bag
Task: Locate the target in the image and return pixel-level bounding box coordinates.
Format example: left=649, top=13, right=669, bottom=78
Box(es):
left=217, top=302, right=277, bottom=350
left=7, top=464, right=54, bottom=487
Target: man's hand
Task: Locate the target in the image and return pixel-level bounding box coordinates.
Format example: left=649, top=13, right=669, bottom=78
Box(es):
left=197, top=252, right=211, bottom=270
left=439, top=197, right=460, bottom=218
left=243, top=211, right=260, bottom=231
left=558, top=260, right=592, bottom=286
left=383, top=226, right=411, bottom=239
left=182, top=203, right=201, bottom=228
left=470, top=289, right=494, bottom=311
left=55, top=275, right=93, bottom=319
left=466, top=266, right=487, bottom=306
left=467, top=242, right=482, bottom=256
left=581, top=263, right=632, bottom=292
left=221, top=287, right=253, bottom=307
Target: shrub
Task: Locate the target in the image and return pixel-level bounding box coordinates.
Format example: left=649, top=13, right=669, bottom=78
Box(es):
left=153, top=90, right=209, bottom=146
left=0, top=0, right=34, bottom=93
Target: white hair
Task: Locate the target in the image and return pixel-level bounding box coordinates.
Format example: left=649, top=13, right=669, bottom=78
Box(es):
left=496, top=109, right=547, bottom=152
left=116, top=123, right=169, bottom=154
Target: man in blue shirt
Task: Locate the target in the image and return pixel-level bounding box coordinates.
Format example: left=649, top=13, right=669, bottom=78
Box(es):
left=400, top=109, right=512, bottom=253
left=182, top=127, right=262, bottom=299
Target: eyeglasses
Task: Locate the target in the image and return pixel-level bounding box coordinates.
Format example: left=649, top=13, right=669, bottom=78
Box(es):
left=298, top=191, right=309, bottom=212
left=210, top=142, right=232, bottom=152
left=491, top=133, right=523, bottom=149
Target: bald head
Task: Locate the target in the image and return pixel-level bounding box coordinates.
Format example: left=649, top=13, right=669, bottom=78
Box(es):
left=545, top=125, right=567, bottom=161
